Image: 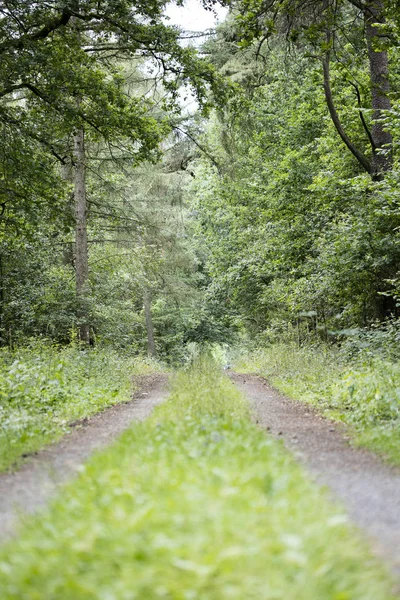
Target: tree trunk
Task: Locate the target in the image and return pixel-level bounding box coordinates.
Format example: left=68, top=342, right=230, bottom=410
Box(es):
left=0, top=254, right=4, bottom=346
left=74, top=127, right=90, bottom=344
left=364, top=0, right=392, bottom=177
left=144, top=289, right=156, bottom=357
left=61, top=161, right=75, bottom=268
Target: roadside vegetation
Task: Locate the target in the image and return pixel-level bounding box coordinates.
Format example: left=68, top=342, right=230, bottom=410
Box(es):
left=0, top=340, right=163, bottom=472
left=236, top=329, right=400, bottom=465
left=2, top=2, right=400, bottom=475
left=0, top=357, right=395, bottom=599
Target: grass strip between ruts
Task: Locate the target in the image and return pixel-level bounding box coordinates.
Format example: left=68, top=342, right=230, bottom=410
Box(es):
left=0, top=357, right=395, bottom=599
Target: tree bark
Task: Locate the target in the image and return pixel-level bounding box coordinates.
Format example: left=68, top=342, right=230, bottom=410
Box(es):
left=0, top=254, right=5, bottom=346
left=144, top=289, right=156, bottom=357
left=364, top=0, right=392, bottom=177
left=61, top=161, right=75, bottom=268
left=74, top=127, right=90, bottom=344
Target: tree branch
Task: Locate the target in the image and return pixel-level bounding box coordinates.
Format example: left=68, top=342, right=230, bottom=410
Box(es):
left=346, top=0, right=378, bottom=20
left=172, top=126, right=221, bottom=173
left=0, top=9, right=72, bottom=54
left=1, top=111, right=68, bottom=164
left=0, top=81, right=106, bottom=139
left=346, top=0, right=366, bottom=10
left=348, top=80, right=376, bottom=151
left=322, top=49, right=371, bottom=174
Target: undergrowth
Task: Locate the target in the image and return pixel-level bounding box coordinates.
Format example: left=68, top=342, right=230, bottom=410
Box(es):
left=0, top=340, right=163, bottom=471
left=236, top=343, right=400, bottom=465
left=0, top=357, right=394, bottom=599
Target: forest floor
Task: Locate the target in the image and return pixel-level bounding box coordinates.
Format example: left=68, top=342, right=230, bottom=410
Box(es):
left=0, top=373, right=169, bottom=539
left=231, top=373, right=400, bottom=579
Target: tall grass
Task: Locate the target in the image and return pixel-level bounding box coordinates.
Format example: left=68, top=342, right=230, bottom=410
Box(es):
left=0, top=357, right=395, bottom=599
left=237, top=343, right=400, bottom=464
left=0, top=340, right=164, bottom=471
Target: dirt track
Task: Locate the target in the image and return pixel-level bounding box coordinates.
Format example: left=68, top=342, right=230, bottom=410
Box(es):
left=1, top=368, right=399, bottom=586
left=231, top=372, right=400, bottom=578
left=0, top=374, right=169, bottom=539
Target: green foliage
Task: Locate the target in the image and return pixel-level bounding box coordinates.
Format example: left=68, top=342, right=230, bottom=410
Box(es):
left=0, top=0, right=232, bottom=357
left=331, top=361, right=400, bottom=426
left=237, top=341, right=400, bottom=464
left=190, top=29, right=400, bottom=333
left=0, top=153, right=213, bottom=358
left=0, top=340, right=163, bottom=471
left=0, top=358, right=394, bottom=598
left=0, top=237, right=76, bottom=345
left=339, top=319, right=400, bottom=361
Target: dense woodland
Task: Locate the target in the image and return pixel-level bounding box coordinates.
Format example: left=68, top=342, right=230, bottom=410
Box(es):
left=0, top=0, right=224, bottom=357
left=197, top=0, right=400, bottom=341
left=2, top=0, right=400, bottom=353
left=1, top=0, right=400, bottom=464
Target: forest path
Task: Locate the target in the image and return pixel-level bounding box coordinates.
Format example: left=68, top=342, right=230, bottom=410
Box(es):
left=231, top=372, right=400, bottom=577
left=0, top=374, right=169, bottom=540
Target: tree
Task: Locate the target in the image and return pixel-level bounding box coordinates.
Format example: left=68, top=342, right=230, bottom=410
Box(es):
left=0, top=0, right=227, bottom=346
left=231, top=0, right=396, bottom=178
left=0, top=0, right=224, bottom=252
left=73, top=125, right=90, bottom=343
left=188, top=26, right=400, bottom=332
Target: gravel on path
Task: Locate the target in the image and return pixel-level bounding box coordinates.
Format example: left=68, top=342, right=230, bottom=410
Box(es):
left=0, top=373, right=169, bottom=540
left=231, top=372, right=400, bottom=578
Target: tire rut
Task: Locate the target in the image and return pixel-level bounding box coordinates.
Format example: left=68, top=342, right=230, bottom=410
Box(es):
left=231, top=372, right=400, bottom=579
left=0, top=374, right=169, bottom=540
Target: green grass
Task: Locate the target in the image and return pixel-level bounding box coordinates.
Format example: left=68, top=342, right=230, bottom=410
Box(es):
left=0, top=341, right=164, bottom=471
left=0, top=357, right=395, bottom=599
left=236, top=344, right=400, bottom=465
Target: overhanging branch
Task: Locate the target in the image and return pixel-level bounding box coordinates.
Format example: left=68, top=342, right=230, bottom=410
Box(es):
left=322, top=49, right=371, bottom=174
left=348, top=80, right=376, bottom=152
left=0, top=9, right=72, bottom=54
left=173, top=125, right=221, bottom=173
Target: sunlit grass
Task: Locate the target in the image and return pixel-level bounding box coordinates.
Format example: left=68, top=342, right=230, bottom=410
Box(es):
left=0, top=357, right=394, bottom=599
